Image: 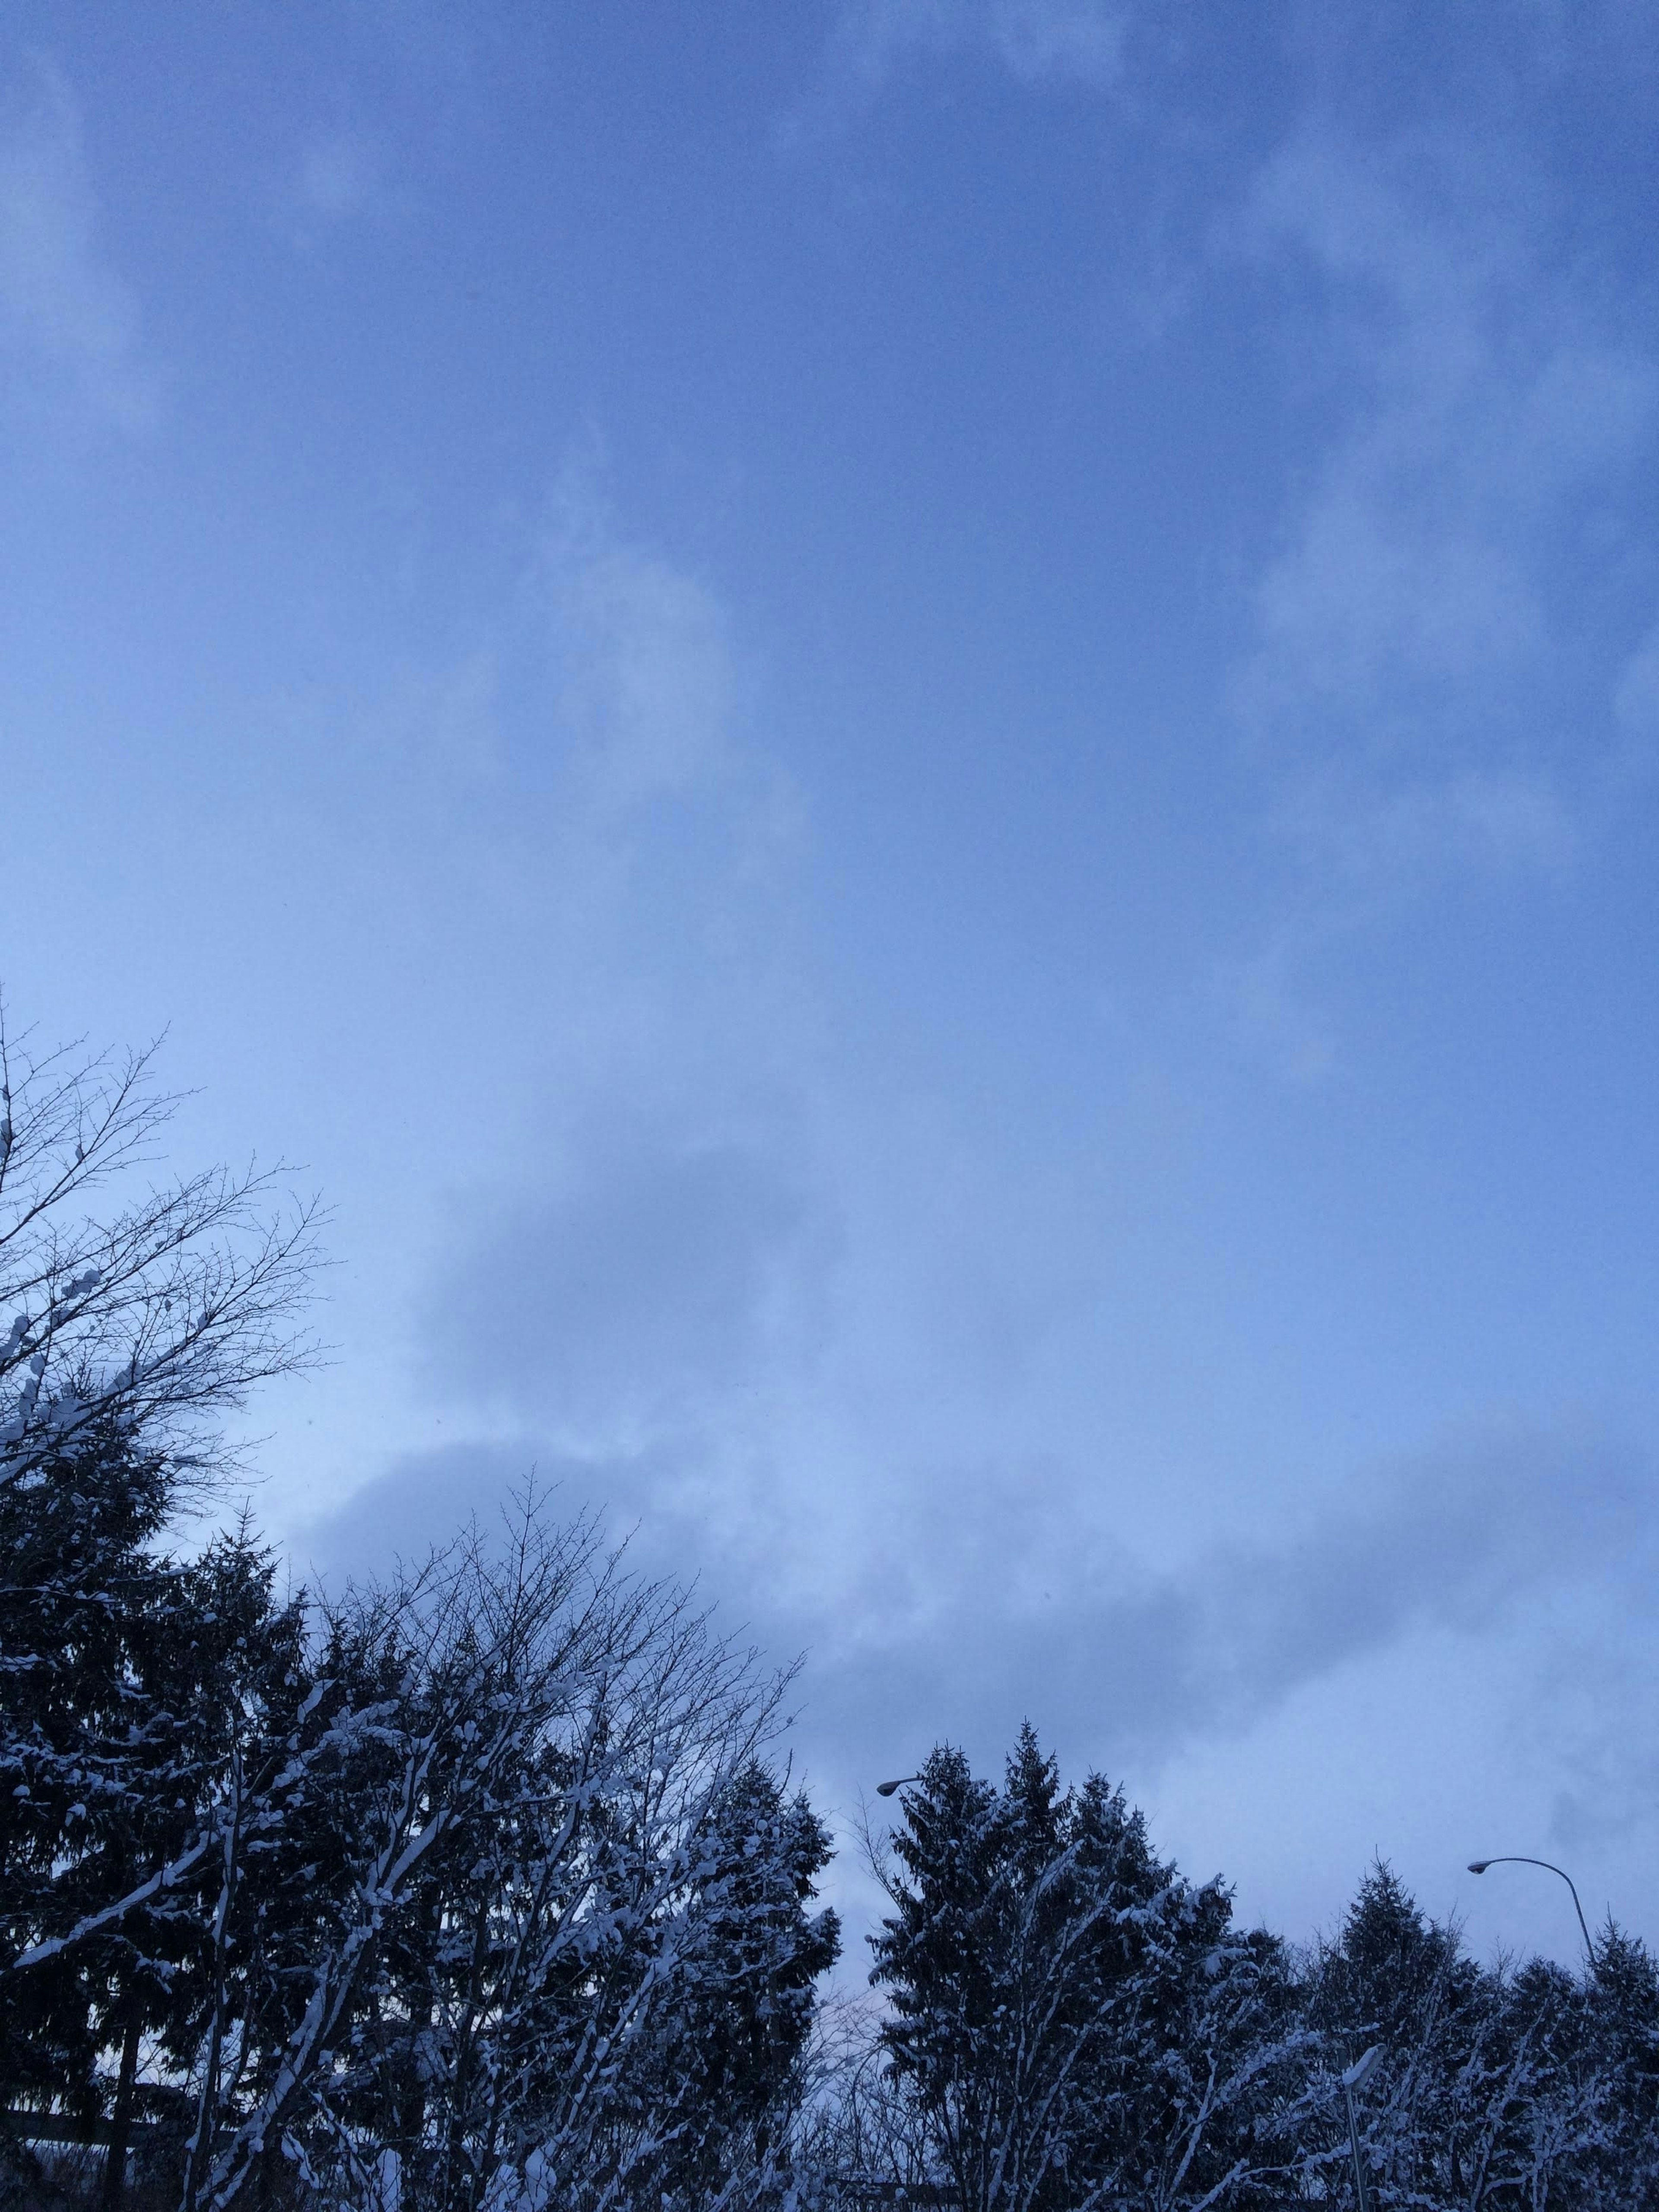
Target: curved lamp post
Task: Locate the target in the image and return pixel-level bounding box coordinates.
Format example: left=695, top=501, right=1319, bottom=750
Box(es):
left=1468, top=1856, right=1594, bottom=1963
left=875, top=1775, right=922, bottom=1798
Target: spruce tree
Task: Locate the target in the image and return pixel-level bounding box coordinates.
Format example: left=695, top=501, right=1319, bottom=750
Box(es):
left=1302, top=1863, right=1490, bottom=2207
left=0, top=1419, right=303, bottom=2207
left=629, top=1761, right=842, bottom=2202
left=1576, top=1925, right=1659, bottom=2209
left=870, top=1726, right=1301, bottom=2212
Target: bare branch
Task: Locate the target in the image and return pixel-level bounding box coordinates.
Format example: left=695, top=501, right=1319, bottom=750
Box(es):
left=0, top=1001, right=325, bottom=1491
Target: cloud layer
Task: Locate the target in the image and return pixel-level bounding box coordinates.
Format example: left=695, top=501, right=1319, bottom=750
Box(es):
left=0, top=56, right=156, bottom=429
left=9, top=4, right=1658, bottom=1967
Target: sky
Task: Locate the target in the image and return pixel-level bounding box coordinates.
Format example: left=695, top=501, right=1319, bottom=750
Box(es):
left=3, top=0, right=1658, bottom=1972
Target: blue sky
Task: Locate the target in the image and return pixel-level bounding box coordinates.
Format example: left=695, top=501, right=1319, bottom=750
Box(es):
left=4, top=0, right=1659, bottom=1966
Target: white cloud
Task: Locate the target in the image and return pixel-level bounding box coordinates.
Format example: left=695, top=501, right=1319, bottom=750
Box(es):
left=267, top=474, right=1659, bottom=1949
left=270, top=128, right=407, bottom=251
left=1238, top=126, right=1652, bottom=795
left=855, top=0, right=1129, bottom=86
left=1272, top=763, right=1580, bottom=889
left=786, top=0, right=1129, bottom=137
left=1218, top=116, right=1656, bottom=1062
left=0, top=55, right=158, bottom=430
left=1611, top=614, right=1659, bottom=787
left=548, top=531, right=740, bottom=816
left=1219, top=931, right=1336, bottom=1085
left=294, top=132, right=386, bottom=223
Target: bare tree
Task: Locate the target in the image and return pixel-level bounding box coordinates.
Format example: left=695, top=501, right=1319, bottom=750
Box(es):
left=0, top=1001, right=324, bottom=2212
left=0, top=1005, right=322, bottom=1492
left=165, top=1492, right=836, bottom=2212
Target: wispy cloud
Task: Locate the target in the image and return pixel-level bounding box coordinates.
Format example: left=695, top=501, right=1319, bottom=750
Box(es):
left=292, top=131, right=387, bottom=224
left=841, top=0, right=1130, bottom=87
left=782, top=0, right=1129, bottom=143
left=538, top=485, right=745, bottom=817
left=777, top=1417, right=1653, bottom=1784
left=309, top=1389, right=1654, bottom=1804
left=428, top=1110, right=819, bottom=1449
left=0, top=54, right=158, bottom=431
left=1612, top=612, right=1659, bottom=786
left=278, top=466, right=1659, bottom=1933
left=1238, top=127, right=1653, bottom=735
left=1217, top=110, right=1656, bottom=1064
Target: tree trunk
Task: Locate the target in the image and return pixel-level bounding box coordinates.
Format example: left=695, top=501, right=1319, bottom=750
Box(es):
left=99, top=2006, right=143, bottom=2212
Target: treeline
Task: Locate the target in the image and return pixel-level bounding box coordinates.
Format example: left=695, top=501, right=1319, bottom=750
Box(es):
left=0, top=1027, right=836, bottom=2211
left=3, top=1430, right=837, bottom=2212
left=825, top=1732, right=1659, bottom=2211
left=2, top=1021, right=1656, bottom=2210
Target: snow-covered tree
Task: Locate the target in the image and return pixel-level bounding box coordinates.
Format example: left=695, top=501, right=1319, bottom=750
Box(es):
left=0, top=1415, right=306, bottom=2210
left=1293, top=1863, right=1659, bottom=2212
left=623, top=1759, right=841, bottom=2203
left=158, top=1495, right=841, bottom=2212
left=1583, top=1925, right=1659, bottom=2203
left=0, top=1005, right=320, bottom=2205
left=868, top=1728, right=1306, bottom=2212
left=1297, top=1863, right=1490, bottom=2206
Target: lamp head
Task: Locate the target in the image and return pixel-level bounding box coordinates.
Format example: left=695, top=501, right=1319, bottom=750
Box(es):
left=875, top=1775, right=920, bottom=1798
left=1468, top=1861, right=1491, bottom=1875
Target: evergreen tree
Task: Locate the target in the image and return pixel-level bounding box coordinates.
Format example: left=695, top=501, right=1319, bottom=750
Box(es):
left=870, top=1727, right=1303, bottom=2212
left=1300, top=1864, right=1489, bottom=2207
left=1574, top=1925, right=1659, bottom=2210
left=0, top=1013, right=852, bottom=2211
left=618, top=1762, right=842, bottom=2205
left=0, top=1420, right=304, bottom=2209
left=1294, top=1865, right=1659, bottom=2211
left=0, top=1004, right=318, bottom=2206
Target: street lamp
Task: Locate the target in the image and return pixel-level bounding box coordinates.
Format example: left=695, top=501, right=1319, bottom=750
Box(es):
left=875, top=1775, right=922, bottom=1798
left=1467, top=1856, right=1594, bottom=1963
left=1341, top=2045, right=1381, bottom=2212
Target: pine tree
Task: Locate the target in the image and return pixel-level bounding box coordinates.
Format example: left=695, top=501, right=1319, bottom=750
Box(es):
left=1060, top=1773, right=1303, bottom=2212
left=869, top=1727, right=1302, bottom=2212
left=1575, top=1925, right=1659, bottom=2209
left=868, top=1742, right=1015, bottom=2212
left=1296, top=1865, right=1659, bottom=2210
left=0, top=1419, right=304, bottom=2208
left=1300, top=1864, right=1488, bottom=2206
